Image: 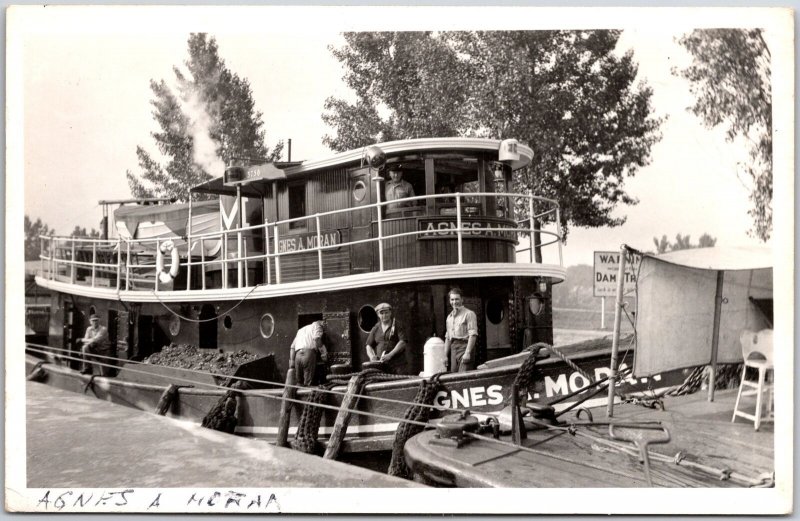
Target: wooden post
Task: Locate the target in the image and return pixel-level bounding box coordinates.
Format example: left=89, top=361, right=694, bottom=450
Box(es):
left=708, top=270, right=725, bottom=402
left=601, top=297, right=606, bottom=330
left=276, top=368, right=296, bottom=447
left=323, top=375, right=363, bottom=460
left=607, top=244, right=628, bottom=418
left=186, top=197, right=193, bottom=291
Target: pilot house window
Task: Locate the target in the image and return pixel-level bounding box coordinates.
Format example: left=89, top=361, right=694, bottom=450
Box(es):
left=288, top=182, right=306, bottom=229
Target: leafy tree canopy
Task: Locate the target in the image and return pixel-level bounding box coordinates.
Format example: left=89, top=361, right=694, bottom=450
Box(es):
left=25, top=215, right=51, bottom=261
left=128, top=33, right=283, bottom=201
left=676, top=29, right=772, bottom=241
left=323, top=31, right=663, bottom=235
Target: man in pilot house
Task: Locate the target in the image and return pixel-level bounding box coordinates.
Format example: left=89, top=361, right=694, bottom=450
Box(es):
left=384, top=165, right=415, bottom=211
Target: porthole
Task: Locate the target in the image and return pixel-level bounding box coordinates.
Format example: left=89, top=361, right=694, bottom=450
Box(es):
left=352, top=180, right=367, bottom=202
left=358, top=305, right=378, bottom=333
left=259, top=313, right=275, bottom=339
left=486, top=297, right=505, bottom=325
left=169, top=315, right=181, bottom=336
left=223, top=315, right=233, bottom=330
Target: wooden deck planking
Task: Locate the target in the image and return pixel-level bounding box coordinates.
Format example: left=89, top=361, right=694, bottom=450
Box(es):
left=405, top=388, right=774, bottom=487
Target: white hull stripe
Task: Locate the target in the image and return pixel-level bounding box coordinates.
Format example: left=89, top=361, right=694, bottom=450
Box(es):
left=36, top=262, right=566, bottom=303
left=235, top=422, right=400, bottom=436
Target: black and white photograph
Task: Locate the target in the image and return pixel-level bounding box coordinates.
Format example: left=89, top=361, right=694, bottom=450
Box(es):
left=6, top=5, right=794, bottom=514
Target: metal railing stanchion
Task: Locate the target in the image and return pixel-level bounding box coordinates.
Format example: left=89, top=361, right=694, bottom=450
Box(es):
left=70, top=240, right=76, bottom=283
left=125, top=241, right=131, bottom=290
left=274, top=226, right=281, bottom=284
left=91, top=241, right=97, bottom=287
left=265, top=224, right=272, bottom=285
left=456, top=194, right=463, bottom=264
left=528, top=194, right=535, bottom=264
left=316, top=215, right=323, bottom=279
left=116, top=237, right=122, bottom=291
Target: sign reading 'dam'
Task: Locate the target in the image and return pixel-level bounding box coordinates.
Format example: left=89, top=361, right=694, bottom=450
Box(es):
left=278, top=231, right=341, bottom=253
left=593, top=250, right=642, bottom=297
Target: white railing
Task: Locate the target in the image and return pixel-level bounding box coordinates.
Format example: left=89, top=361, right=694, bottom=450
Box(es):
left=38, top=192, right=563, bottom=292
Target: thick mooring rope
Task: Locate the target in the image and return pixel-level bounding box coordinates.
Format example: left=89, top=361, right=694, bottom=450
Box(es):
left=291, top=386, right=331, bottom=454
left=201, top=380, right=248, bottom=434
left=155, top=384, right=192, bottom=416
left=512, top=342, right=551, bottom=401
left=548, top=345, right=594, bottom=383
left=388, top=374, right=443, bottom=479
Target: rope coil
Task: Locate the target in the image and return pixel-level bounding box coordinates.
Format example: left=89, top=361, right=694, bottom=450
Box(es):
left=388, top=374, right=443, bottom=479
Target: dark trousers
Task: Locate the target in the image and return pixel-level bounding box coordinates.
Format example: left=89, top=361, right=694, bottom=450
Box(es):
left=81, top=344, right=111, bottom=375
left=449, top=339, right=475, bottom=372
left=294, top=348, right=318, bottom=386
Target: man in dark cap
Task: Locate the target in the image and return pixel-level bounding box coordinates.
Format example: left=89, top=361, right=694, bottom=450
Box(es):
left=79, top=313, right=110, bottom=375
left=365, top=302, right=408, bottom=374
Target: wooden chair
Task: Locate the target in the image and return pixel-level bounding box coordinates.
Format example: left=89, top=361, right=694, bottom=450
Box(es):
left=732, top=329, right=774, bottom=430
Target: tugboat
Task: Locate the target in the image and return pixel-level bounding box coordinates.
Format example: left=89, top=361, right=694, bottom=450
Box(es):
left=27, top=137, right=676, bottom=454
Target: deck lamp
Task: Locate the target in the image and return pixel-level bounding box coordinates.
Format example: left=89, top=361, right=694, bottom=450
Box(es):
left=527, top=293, right=545, bottom=316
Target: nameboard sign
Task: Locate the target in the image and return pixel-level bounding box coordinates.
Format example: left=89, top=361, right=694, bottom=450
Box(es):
left=278, top=230, right=342, bottom=253
left=418, top=217, right=517, bottom=242
left=593, top=250, right=642, bottom=297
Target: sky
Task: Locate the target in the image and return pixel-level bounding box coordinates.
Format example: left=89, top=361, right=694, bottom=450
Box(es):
left=13, top=6, right=787, bottom=268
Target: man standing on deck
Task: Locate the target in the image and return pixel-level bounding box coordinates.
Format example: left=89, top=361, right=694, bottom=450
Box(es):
left=365, top=302, right=409, bottom=374
left=444, top=288, right=478, bottom=372
left=80, top=314, right=111, bottom=375
left=290, top=320, right=329, bottom=386
left=384, top=166, right=415, bottom=210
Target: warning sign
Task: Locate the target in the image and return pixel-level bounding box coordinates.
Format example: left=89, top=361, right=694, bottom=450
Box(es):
left=593, top=250, right=642, bottom=297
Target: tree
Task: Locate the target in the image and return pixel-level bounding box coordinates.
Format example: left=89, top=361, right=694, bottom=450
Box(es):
left=323, top=31, right=663, bottom=235
left=652, top=232, right=717, bottom=254
left=127, top=33, right=284, bottom=201
left=70, top=226, right=101, bottom=238
left=676, top=29, right=772, bottom=241
left=25, top=215, right=51, bottom=261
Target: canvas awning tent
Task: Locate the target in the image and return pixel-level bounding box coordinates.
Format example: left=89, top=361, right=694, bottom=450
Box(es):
left=632, top=246, right=773, bottom=378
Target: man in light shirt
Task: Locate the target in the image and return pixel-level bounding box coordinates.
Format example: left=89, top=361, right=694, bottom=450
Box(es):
left=444, top=288, right=478, bottom=372
left=290, top=320, right=329, bottom=386
left=384, top=166, right=415, bottom=210
left=80, top=314, right=111, bottom=375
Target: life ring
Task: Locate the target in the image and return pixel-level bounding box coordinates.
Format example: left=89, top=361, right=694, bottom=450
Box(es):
left=156, top=240, right=180, bottom=284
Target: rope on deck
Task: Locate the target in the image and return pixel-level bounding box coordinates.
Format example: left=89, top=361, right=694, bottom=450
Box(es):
left=388, top=374, right=443, bottom=479
left=155, top=384, right=192, bottom=416
left=26, top=361, right=47, bottom=382
left=201, top=380, right=249, bottom=434
left=291, top=386, right=332, bottom=454
left=548, top=345, right=594, bottom=384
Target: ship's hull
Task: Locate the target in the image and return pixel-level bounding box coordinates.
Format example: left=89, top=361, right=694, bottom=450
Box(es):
left=25, top=346, right=687, bottom=453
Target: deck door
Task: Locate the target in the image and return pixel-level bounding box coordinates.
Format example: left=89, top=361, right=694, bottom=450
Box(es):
left=349, top=167, right=374, bottom=273
left=322, top=311, right=353, bottom=368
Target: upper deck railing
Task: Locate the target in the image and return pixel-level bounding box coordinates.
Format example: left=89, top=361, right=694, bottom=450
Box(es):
left=38, top=192, right=563, bottom=293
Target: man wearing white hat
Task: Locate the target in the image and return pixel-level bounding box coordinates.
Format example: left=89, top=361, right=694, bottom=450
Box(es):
left=80, top=313, right=110, bottom=375
left=365, top=302, right=408, bottom=374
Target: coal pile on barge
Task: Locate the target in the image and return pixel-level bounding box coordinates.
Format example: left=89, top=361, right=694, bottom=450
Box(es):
left=116, top=344, right=282, bottom=389
left=144, top=343, right=260, bottom=376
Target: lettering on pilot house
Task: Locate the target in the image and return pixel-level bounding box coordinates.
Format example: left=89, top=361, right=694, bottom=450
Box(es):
left=418, top=218, right=516, bottom=241
left=593, top=250, right=642, bottom=297
left=278, top=230, right=341, bottom=253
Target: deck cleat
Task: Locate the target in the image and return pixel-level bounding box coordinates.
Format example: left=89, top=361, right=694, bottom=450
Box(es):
left=432, top=411, right=480, bottom=448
